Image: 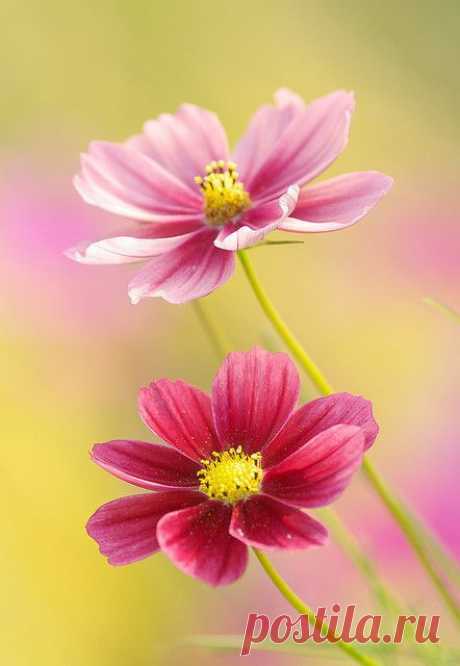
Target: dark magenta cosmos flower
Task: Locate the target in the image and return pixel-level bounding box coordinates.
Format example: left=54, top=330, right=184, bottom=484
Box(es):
left=87, top=348, right=378, bottom=586
left=68, top=89, right=392, bottom=304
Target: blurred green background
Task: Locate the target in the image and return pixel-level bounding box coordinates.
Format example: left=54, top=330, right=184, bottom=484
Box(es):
left=1, top=1, right=459, bottom=664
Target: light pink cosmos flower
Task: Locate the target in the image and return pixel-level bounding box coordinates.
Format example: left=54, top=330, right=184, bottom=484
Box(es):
left=68, top=89, right=393, bottom=304
left=87, top=348, right=378, bottom=586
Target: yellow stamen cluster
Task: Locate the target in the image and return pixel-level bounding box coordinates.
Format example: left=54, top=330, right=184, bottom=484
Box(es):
left=194, top=161, right=251, bottom=226
left=197, top=446, right=263, bottom=505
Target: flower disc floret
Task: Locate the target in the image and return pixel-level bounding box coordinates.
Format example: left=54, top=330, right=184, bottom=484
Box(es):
left=194, top=161, right=251, bottom=226
left=197, top=446, right=263, bottom=504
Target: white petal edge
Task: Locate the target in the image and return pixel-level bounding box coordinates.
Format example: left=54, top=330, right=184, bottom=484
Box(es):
left=214, top=185, right=299, bottom=251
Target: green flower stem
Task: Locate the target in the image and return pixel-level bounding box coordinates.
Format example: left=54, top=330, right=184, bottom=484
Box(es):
left=361, top=458, right=460, bottom=625
left=319, top=508, right=402, bottom=619
left=192, top=299, right=231, bottom=360
left=253, top=548, right=381, bottom=666
left=238, top=249, right=460, bottom=626
left=423, top=297, right=460, bottom=323
left=237, top=250, right=333, bottom=395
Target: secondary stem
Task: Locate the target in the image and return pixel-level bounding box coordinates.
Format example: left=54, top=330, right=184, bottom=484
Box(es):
left=319, top=507, right=402, bottom=619
left=253, top=548, right=381, bottom=666
left=238, top=249, right=460, bottom=626
left=192, top=299, right=231, bottom=360
left=361, top=458, right=460, bottom=624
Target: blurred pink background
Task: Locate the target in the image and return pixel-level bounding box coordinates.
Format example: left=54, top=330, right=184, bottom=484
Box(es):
left=2, top=1, right=459, bottom=664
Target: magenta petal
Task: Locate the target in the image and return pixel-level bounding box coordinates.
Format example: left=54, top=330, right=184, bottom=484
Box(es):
left=230, top=495, right=328, bottom=550
left=138, top=379, right=220, bottom=462
left=91, top=440, right=200, bottom=490
left=76, top=141, right=203, bottom=222
left=127, top=103, right=229, bottom=187
left=243, top=90, right=355, bottom=201
left=214, top=223, right=276, bottom=251
left=233, top=90, right=305, bottom=189
left=244, top=186, right=299, bottom=228
left=86, top=490, right=205, bottom=565
left=280, top=171, right=393, bottom=233
left=157, top=500, right=248, bottom=586
left=263, top=392, right=379, bottom=467
left=211, top=348, right=300, bottom=454
left=273, top=88, right=305, bottom=110
left=214, top=185, right=299, bottom=251
left=263, top=425, right=364, bottom=508
left=128, top=228, right=235, bottom=304
left=66, top=232, right=196, bottom=265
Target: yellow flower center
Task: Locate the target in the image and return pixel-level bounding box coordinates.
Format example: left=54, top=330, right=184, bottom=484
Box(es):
left=197, top=446, right=263, bottom=505
left=194, top=161, right=251, bottom=226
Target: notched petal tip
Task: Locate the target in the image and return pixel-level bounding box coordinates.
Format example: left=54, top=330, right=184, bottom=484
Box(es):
left=279, top=184, right=300, bottom=215
left=274, top=88, right=305, bottom=109
left=376, top=173, right=394, bottom=194
left=73, top=172, right=96, bottom=205
left=63, top=245, right=81, bottom=262
left=128, top=286, right=142, bottom=305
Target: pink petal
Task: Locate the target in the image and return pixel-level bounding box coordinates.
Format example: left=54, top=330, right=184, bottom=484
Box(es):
left=233, top=89, right=306, bottom=189
left=86, top=490, right=205, bottom=565
left=273, top=87, right=305, bottom=110
left=214, top=185, right=299, bottom=251
left=280, top=171, right=393, bottom=233
left=230, top=495, right=328, bottom=549
left=66, top=232, right=197, bottom=265
left=214, top=223, right=274, bottom=252
left=128, top=228, right=235, bottom=304
left=75, top=141, right=203, bottom=222
left=243, top=90, right=355, bottom=202
left=211, top=348, right=300, bottom=454
left=263, top=392, right=379, bottom=467
left=91, top=440, right=200, bottom=490
left=262, top=424, right=364, bottom=508
left=138, top=379, right=220, bottom=462
left=127, top=103, right=229, bottom=187
left=157, top=499, right=248, bottom=586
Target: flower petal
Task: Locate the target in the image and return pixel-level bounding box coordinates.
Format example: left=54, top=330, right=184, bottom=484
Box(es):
left=280, top=171, right=393, bottom=233
left=233, top=88, right=305, bottom=189
left=138, top=379, right=220, bottom=462
left=214, top=185, right=299, bottom=251
left=75, top=141, right=203, bottom=222
left=243, top=90, right=355, bottom=202
left=157, top=499, right=248, bottom=586
left=128, top=228, right=235, bottom=304
left=273, top=87, right=305, bottom=110
left=86, top=490, right=205, bottom=565
left=127, top=103, right=229, bottom=187
left=262, top=424, right=364, bottom=508
left=230, top=495, right=328, bottom=549
left=263, top=392, right=379, bottom=467
left=211, top=348, right=300, bottom=454
left=91, top=440, right=201, bottom=489
left=66, top=232, right=197, bottom=265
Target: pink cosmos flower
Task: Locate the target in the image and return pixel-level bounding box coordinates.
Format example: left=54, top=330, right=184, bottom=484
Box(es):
left=68, top=89, right=393, bottom=304
left=87, top=348, right=378, bottom=586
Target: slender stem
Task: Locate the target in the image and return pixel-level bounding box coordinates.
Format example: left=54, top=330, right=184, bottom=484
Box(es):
left=361, top=458, right=460, bottom=624
left=192, top=299, right=231, bottom=359
left=423, top=297, right=460, bottom=323
left=238, top=249, right=460, bottom=626
left=253, top=548, right=381, bottom=666
left=319, top=508, right=402, bottom=619
left=238, top=249, right=333, bottom=395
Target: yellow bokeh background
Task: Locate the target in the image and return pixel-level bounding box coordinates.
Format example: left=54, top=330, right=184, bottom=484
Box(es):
left=1, top=1, right=459, bottom=664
